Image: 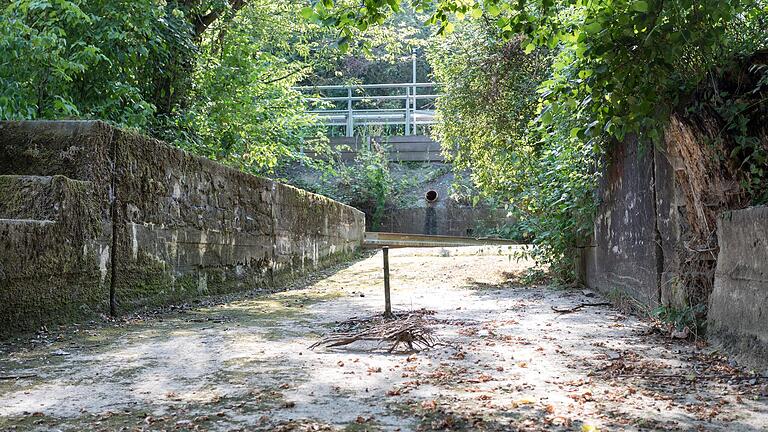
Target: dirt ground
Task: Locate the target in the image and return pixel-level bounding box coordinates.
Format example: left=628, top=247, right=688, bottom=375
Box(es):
left=1, top=246, right=767, bottom=432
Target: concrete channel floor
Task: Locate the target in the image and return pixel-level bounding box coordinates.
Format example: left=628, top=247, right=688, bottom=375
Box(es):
left=0, top=246, right=767, bottom=431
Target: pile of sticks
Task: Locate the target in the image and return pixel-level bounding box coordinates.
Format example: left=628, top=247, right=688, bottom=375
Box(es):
left=310, top=312, right=437, bottom=353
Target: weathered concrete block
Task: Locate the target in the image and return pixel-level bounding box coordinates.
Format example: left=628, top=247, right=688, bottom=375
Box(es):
left=0, top=175, right=108, bottom=333
left=0, top=121, right=113, bottom=218
left=708, top=206, right=768, bottom=369
left=584, top=138, right=660, bottom=309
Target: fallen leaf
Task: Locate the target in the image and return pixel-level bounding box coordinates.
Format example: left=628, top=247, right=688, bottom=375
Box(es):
left=512, top=397, right=536, bottom=407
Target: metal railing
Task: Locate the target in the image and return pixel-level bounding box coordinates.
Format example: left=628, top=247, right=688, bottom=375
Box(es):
left=293, top=82, right=439, bottom=137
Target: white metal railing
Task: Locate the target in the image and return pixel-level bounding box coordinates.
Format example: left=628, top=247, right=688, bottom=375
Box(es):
left=293, top=82, right=440, bottom=137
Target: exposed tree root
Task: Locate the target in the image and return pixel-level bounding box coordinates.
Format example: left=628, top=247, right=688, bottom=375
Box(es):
left=310, top=311, right=438, bottom=353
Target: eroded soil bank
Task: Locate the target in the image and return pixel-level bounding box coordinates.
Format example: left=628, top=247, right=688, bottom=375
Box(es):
left=1, top=246, right=766, bottom=431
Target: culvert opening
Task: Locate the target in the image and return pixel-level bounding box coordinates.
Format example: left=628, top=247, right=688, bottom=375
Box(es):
left=425, top=190, right=438, bottom=203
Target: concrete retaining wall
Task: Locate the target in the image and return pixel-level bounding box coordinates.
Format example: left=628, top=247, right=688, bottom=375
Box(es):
left=581, top=122, right=722, bottom=312
left=380, top=203, right=512, bottom=237
left=581, top=118, right=767, bottom=366
left=0, top=121, right=365, bottom=336
left=582, top=137, right=662, bottom=308
left=708, top=206, right=768, bottom=368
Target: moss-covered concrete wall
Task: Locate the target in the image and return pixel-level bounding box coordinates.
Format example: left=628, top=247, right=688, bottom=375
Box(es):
left=0, top=121, right=365, bottom=336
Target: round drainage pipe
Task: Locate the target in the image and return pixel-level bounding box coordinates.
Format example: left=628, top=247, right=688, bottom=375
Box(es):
left=425, top=190, right=439, bottom=203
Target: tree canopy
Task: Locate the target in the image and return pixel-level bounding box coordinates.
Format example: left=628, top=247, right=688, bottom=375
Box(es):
left=308, top=0, right=768, bottom=280
left=0, top=0, right=429, bottom=173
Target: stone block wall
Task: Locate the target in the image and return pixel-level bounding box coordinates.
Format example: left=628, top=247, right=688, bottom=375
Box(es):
left=0, top=121, right=365, bottom=336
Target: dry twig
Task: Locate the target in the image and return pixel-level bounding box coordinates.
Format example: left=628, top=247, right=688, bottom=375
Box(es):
left=0, top=374, right=37, bottom=380
left=310, top=312, right=437, bottom=353
left=551, top=302, right=611, bottom=314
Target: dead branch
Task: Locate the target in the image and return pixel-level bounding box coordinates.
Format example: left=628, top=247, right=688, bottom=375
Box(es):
left=551, top=302, right=611, bottom=314
left=310, top=313, right=438, bottom=353
left=0, top=374, right=37, bottom=380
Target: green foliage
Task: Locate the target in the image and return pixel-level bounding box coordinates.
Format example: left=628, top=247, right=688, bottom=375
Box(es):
left=0, top=0, right=338, bottom=175
left=0, top=0, right=190, bottom=127
left=317, top=0, right=768, bottom=146
left=336, top=146, right=394, bottom=229
left=305, top=6, right=433, bottom=85
left=687, top=60, right=768, bottom=205
left=428, top=22, right=598, bottom=281
left=652, top=303, right=707, bottom=337
left=316, top=0, right=768, bottom=281
left=169, top=0, right=330, bottom=173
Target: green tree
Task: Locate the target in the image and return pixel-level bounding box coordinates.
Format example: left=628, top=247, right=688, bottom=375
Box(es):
left=0, top=0, right=334, bottom=174
left=428, top=22, right=597, bottom=280
left=0, top=0, right=191, bottom=127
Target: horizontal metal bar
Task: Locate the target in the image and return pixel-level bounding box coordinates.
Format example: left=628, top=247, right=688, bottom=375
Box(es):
left=316, top=114, right=436, bottom=119
left=294, top=82, right=439, bottom=90
left=309, top=110, right=432, bottom=117
left=318, top=122, right=437, bottom=127
left=363, top=232, right=519, bottom=249
left=316, top=117, right=436, bottom=122
left=308, top=109, right=425, bottom=114
left=304, top=94, right=439, bottom=102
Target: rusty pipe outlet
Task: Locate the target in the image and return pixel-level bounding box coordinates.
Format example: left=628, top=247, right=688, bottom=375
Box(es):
left=425, top=190, right=438, bottom=203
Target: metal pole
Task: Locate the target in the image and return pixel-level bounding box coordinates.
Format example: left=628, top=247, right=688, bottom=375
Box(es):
left=383, top=246, right=392, bottom=317
left=404, top=86, right=411, bottom=136
left=346, top=87, right=353, bottom=137
left=412, top=50, right=417, bottom=135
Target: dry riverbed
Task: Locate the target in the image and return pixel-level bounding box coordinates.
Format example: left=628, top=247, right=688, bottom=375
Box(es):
left=1, top=246, right=767, bottom=431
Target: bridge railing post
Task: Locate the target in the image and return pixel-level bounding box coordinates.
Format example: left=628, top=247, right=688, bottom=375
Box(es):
left=346, top=87, right=353, bottom=137
left=404, top=86, right=411, bottom=136
left=412, top=51, right=417, bottom=135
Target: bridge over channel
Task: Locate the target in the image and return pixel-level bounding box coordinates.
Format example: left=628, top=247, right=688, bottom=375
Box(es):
left=294, top=82, right=448, bottom=162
